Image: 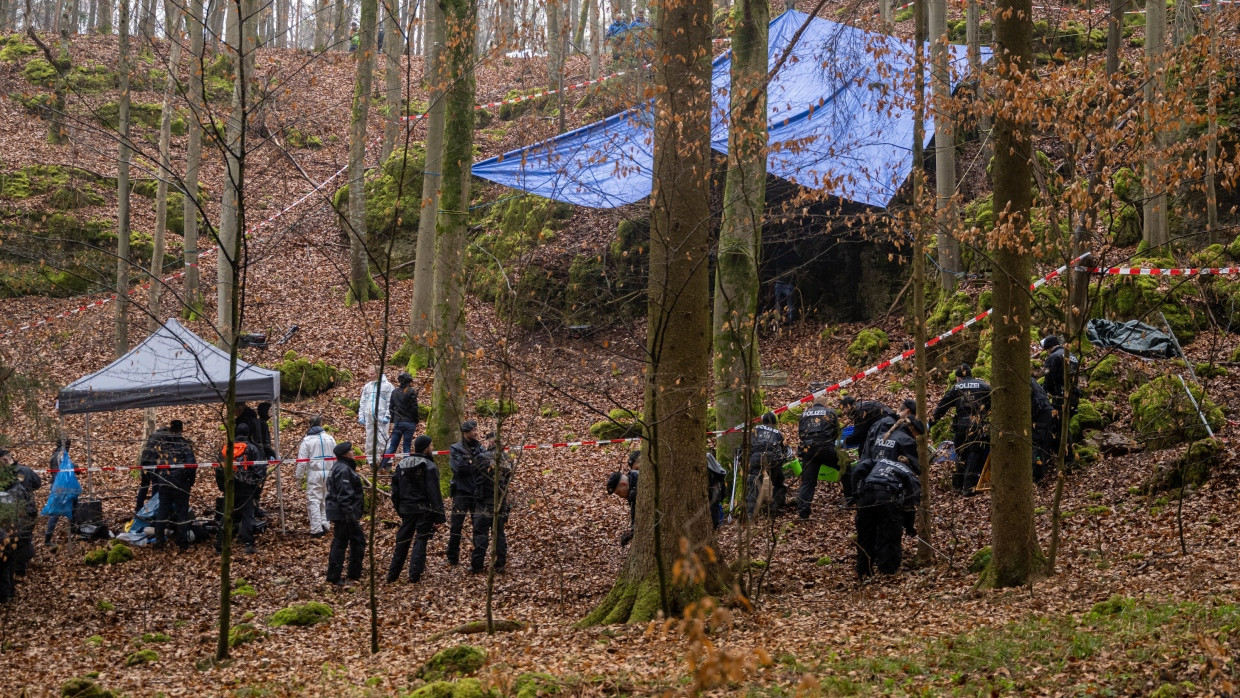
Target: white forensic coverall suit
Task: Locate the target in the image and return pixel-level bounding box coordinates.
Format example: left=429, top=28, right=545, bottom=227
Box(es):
left=358, top=376, right=394, bottom=464
left=295, top=426, right=337, bottom=535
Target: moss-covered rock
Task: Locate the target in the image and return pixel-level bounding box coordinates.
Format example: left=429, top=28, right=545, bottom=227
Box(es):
left=95, top=101, right=164, bottom=129
left=1087, top=354, right=1123, bottom=394
left=231, top=577, right=256, bottom=598
left=589, top=408, right=643, bottom=440
left=83, top=547, right=109, bottom=566
left=123, top=649, right=158, bottom=666
left=1144, top=438, right=1222, bottom=492
left=285, top=127, right=324, bottom=148
left=1129, top=375, right=1224, bottom=450
left=1069, top=400, right=1107, bottom=441
left=275, top=351, right=351, bottom=399
left=60, top=676, right=116, bottom=698
left=331, top=144, right=427, bottom=269
left=66, top=63, right=117, bottom=93
left=0, top=33, right=38, bottom=62
left=846, top=328, right=889, bottom=367
left=474, top=398, right=518, bottom=418
left=21, top=57, right=57, bottom=86
left=105, top=543, right=133, bottom=564
left=968, top=546, right=991, bottom=574
left=407, top=679, right=498, bottom=698
left=416, top=645, right=488, bottom=681
left=268, top=601, right=333, bottom=627
left=513, top=672, right=561, bottom=697
left=227, top=623, right=264, bottom=647
left=498, top=87, right=551, bottom=120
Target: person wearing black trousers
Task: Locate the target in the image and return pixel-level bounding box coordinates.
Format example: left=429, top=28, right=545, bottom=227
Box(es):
left=795, top=397, right=840, bottom=519
left=326, top=442, right=365, bottom=586
left=851, top=455, right=921, bottom=579
left=446, top=420, right=491, bottom=566
left=931, top=364, right=992, bottom=495
left=388, top=436, right=446, bottom=583
left=147, top=420, right=197, bottom=550
left=0, top=449, right=40, bottom=577
left=470, top=446, right=513, bottom=574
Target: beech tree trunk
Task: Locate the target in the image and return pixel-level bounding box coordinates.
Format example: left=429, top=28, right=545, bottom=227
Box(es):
left=587, top=0, right=597, bottom=77
left=427, top=0, right=475, bottom=451
left=930, top=0, right=959, bottom=291
left=582, top=0, right=719, bottom=625
left=967, top=0, right=989, bottom=167
left=546, top=0, right=564, bottom=89
left=407, top=0, right=442, bottom=346
left=380, top=0, right=402, bottom=162
left=712, top=0, right=766, bottom=463
left=183, top=0, right=205, bottom=317
left=346, top=0, right=380, bottom=304
left=216, top=0, right=253, bottom=347
left=149, top=0, right=183, bottom=328
left=1142, top=0, right=1168, bottom=248
left=986, top=0, right=1040, bottom=588
left=115, top=0, right=132, bottom=357
left=1205, top=0, right=1217, bottom=243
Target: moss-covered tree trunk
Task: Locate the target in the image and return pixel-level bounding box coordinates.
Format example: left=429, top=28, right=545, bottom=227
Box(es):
left=407, top=0, right=443, bottom=350
left=115, top=0, right=132, bottom=358
left=346, top=0, right=381, bottom=305
left=1204, top=0, right=1218, bottom=244
left=986, top=0, right=1041, bottom=588
left=427, top=0, right=476, bottom=452
left=1141, top=0, right=1168, bottom=248
left=582, top=0, right=720, bottom=625
left=930, top=0, right=960, bottom=291
left=183, top=0, right=206, bottom=318
left=712, top=0, right=767, bottom=462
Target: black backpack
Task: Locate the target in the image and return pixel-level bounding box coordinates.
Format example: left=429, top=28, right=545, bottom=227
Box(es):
left=798, top=408, right=839, bottom=448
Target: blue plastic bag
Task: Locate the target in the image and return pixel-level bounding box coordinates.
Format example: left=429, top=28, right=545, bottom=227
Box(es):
left=40, top=451, right=81, bottom=517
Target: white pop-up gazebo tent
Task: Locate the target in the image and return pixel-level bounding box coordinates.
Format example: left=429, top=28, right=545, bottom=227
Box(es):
left=57, top=318, right=287, bottom=530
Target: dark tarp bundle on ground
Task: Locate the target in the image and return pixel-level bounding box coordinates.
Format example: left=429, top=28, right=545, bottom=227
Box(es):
left=472, top=10, right=987, bottom=209
left=57, top=318, right=281, bottom=414
left=1086, top=318, right=1178, bottom=359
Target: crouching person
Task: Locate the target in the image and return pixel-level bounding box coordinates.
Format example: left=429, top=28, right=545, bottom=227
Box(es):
left=326, top=442, right=365, bottom=586
left=852, top=455, right=921, bottom=580
left=388, top=436, right=445, bottom=583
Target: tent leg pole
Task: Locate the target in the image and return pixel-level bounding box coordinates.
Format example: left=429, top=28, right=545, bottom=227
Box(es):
left=274, top=399, right=286, bottom=534
left=84, top=414, right=94, bottom=498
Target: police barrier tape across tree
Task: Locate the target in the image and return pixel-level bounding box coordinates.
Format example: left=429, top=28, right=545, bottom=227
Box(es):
left=34, top=255, right=1090, bottom=475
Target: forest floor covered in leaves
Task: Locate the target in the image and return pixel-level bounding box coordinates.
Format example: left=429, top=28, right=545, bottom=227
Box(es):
left=2, top=10, right=1240, bottom=696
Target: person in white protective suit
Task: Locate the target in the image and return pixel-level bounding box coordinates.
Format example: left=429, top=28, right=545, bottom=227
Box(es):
left=295, top=415, right=338, bottom=537
left=357, top=368, right=394, bottom=465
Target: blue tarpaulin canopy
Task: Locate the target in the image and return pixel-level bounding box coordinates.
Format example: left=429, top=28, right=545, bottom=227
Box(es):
left=473, top=10, right=985, bottom=209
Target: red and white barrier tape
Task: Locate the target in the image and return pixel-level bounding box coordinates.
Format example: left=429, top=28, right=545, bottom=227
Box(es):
left=1083, top=266, right=1240, bottom=276
left=37, top=438, right=643, bottom=475
left=709, top=254, right=1087, bottom=436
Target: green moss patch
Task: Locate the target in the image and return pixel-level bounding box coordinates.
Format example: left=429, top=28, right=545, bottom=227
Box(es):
left=407, top=679, right=497, bottom=698
left=0, top=34, right=38, bottom=62
left=847, top=328, right=889, bottom=367
left=275, top=351, right=351, bottom=399
left=1129, top=375, right=1224, bottom=450
left=417, top=645, right=488, bottom=681
left=474, top=398, right=518, bottom=418
left=228, top=623, right=264, bottom=647
left=231, top=577, right=256, bottom=598
left=94, top=101, right=165, bottom=129
left=1144, top=438, right=1222, bottom=492
left=85, top=542, right=133, bottom=566
left=60, top=677, right=116, bottom=697
left=268, top=601, right=333, bottom=627
left=589, top=408, right=643, bottom=440
left=123, top=649, right=158, bottom=666
left=21, top=57, right=57, bottom=86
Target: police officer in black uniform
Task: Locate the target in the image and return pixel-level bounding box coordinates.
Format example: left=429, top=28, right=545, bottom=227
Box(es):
left=851, top=454, right=921, bottom=579
left=145, top=420, right=197, bottom=550
left=1040, top=335, right=1080, bottom=462
left=932, top=364, right=991, bottom=495
left=746, top=412, right=788, bottom=517
left=1030, top=377, right=1057, bottom=481
left=215, top=424, right=266, bottom=555
left=840, top=396, right=896, bottom=459
left=446, top=420, right=492, bottom=566
left=868, top=407, right=924, bottom=470
left=388, top=435, right=445, bottom=583
left=795, top=397, right=840, bottom=519
left=0, top=449, right=40, bottom=579
left=471, top=436, right=512, bottom=574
